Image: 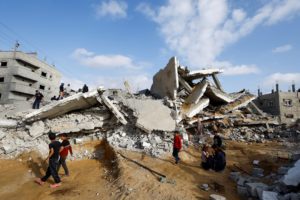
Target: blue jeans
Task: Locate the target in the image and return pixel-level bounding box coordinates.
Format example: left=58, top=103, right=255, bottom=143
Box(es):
left=32, top=99, right=41, bottom=109
left=172, top=148, right=180, bottom=163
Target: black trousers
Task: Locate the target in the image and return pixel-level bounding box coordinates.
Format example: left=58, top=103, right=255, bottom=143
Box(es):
left=32, top=99, right=41, bottom=109
left=41, top=158, right=61, bottom=183
left=172, top=148, right=180, bottom=163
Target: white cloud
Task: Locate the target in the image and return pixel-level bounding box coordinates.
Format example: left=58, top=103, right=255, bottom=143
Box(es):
left=71, top=48, right=139, bottom=69
left=96, top=0, right=127, bottom=18
left=137, top=0, right=300, bottom=73
left=263, top=73, right=300, bottom=86
left=213, top=61, right=260, bottom=76
left=272, top=44, right=293, bottom=53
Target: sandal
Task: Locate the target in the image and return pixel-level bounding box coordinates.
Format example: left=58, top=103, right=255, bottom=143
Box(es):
left=50, top=183, right=61, bottom=188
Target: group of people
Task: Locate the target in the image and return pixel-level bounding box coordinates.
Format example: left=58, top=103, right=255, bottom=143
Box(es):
left=35, top=132, right=73, bottom=188
left=172, top=130, right=226, bottom=172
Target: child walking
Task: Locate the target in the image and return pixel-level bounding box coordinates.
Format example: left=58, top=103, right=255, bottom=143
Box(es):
left=35, top=132, right=62, bottom=188
left=57, top=133, right=73, bottom=176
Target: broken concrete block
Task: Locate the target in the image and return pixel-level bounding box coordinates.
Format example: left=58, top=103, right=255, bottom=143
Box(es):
left=253, top=160, right=260, bottom=165
left=212, top=74, right=224, bottom=92
left=181, top=68, right=223, bottom=81
left=261, top=191, right=278, bottom=200
left=229, top=171, right=241, bottom=182
left=1, top=144, right=16, bottom=154
left=277, top=166, right=289, bottom=175
left=185, top=79, right=208, bottom=104
left=0, top=119, right=18, bottom=128
left=182, top=98, right=209, bottom=118
left=100, top=95, right=127, bottom=125
left=205, top=85, right=233, bottom=104
left=237, top=186, right=249, bottom=197
left=28, top=121, right=45, bottom=138
left=282, top=159, right=300, bottom=186
left=178, top=75, right=192, bottom=93
left=218, top=94, right=256, bottom=114
left=24, top=89, right=101, bottom=122
left=246, top=182, right=268, bottom=198
left=252, top=167, right=264, bottom=177
left=142, top=142, right=151, bottom=148
left=150, top=57, right=179, bottom=100
left=0, top=129, right=5, bottom=140
left=124, top=99, right=176, bottom=132
left=209, top=194, right=226, bottom=200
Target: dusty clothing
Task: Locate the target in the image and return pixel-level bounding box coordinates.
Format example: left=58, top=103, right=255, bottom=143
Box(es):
left=58, top=156, right=69, bottom=176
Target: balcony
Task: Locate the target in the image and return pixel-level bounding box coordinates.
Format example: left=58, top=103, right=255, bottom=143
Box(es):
left=10, top=66, right=39, bottom=82
left=9, top=82, right=36, bottom=95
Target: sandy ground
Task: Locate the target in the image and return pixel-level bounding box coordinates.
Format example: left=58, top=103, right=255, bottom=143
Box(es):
left=0, top=140, right=290, bottom=200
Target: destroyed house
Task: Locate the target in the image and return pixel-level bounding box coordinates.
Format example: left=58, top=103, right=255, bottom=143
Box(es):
left=0, top=51, right=61, bottom=104
left=254, top=83, right=300, bottom=124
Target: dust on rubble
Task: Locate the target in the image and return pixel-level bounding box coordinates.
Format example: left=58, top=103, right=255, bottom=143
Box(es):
left=0, top=140, right=288, bottom=200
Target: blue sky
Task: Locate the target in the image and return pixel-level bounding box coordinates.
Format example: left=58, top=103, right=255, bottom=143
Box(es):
left=0, top=0, right=299, bottom=94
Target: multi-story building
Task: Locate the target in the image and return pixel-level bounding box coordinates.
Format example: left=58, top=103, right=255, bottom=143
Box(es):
left=254, top=84, right=300, bottom=124
left=0, top=51, right=61, bottom=105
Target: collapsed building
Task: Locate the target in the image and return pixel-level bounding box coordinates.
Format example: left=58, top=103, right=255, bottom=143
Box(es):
left=0, top=56, right=288, bottom=159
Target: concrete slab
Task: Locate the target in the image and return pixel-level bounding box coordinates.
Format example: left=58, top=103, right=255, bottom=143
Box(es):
left=209, top=194, right=226, bottom=200
left=178, top=75, right=192, bottom=93
left=283, top=159, right=300, bottom=186
left=261, top=191, right=278, bottom=200
left=182, top=68, right=223, bottom=81
left=24, top=89, right=101, bottom=122
left=205, top=85, right=234, bottom=104
left=125, top=98, right=176, bottom=133
left=182, top=98, right=210, bottom=118
left=0, top=119, right=18, bottom=128
left=218, top=94, right=256, bottom=114
left=100, top=95, right=127, bottom=125
left=185, top=79, right=208, bottom=104
left=150, top=57, right=179, bottom=100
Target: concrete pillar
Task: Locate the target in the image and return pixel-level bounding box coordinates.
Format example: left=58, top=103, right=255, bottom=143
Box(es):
left=212, top=74, right=224, bottom=92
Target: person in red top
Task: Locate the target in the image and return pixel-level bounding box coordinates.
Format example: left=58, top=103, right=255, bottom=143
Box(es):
left=57, top=133, right=73, bottom=176
left=172, top=130, right=182, bottom=164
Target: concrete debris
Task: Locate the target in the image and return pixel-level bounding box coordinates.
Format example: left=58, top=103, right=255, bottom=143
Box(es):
left=205, top=85, right=234, bottom=104
left=100, top=95, right=127, bottom=125
left=24, top=89, right=101, bottom=122
left=150, top=56, right=179, bottom=100
left=185, top=79, right=208, bottom=104
left=282, top=159, right=300, bottom=186
left=261, top=191, right=278, bottom=200
left=182, top=98, right=210, bottom=118
left=180, top=68, right=223, bottom=81
left=0, top=119, right=18, bottom=128
left=209, top=194, right=226, bottom=200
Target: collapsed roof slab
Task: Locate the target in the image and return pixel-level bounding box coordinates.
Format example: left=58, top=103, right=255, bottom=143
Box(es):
left=185, top=79, right=208, bottom=104
left=218, top=94, right=256, bottom=114
left=24, top=89, right=101, bottom=122
left=150, top=57, right=179, bottom=100
left=182, top=98, right=210, bottom=118
left=178, top=75, right=192, bottom=93
left=205, top=85, right=234, bottom=104
left=182, top=68, right=223, bottom=81
left=125, top=98, right=176, bottom=133
left=99, top=95, right=127, bottom=125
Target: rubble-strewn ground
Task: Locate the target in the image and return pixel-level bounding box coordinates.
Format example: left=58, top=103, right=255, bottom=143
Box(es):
left=0, top=140, right=293, bottom=200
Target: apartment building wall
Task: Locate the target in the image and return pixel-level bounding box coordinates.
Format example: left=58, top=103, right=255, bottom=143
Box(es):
left=0, top=51, right=61, bottom=104
left=278, top=92, right=300, bottom=124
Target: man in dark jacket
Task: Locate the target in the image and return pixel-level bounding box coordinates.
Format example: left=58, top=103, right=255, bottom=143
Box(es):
left=82, top=84, right=89, bottom=93
left=32, top=90, right=44, bottom=109
left=172, top=131, right=182, bottom=164
left=212, top=146, right=226, bottom=172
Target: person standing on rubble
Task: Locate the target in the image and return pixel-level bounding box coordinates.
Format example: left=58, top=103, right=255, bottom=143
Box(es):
left=212, top=146, right=226, bottom=172
left=57, top=133, right=73, bottom=176
left=32, top=90, right=44, bottom=109
left=35, top=132, right=62, bottom=188
left=82, top=84, right=89, bottom=93
left=58, top=83, right=64, bottom=99
left=172, top=131, right=182, bottom=164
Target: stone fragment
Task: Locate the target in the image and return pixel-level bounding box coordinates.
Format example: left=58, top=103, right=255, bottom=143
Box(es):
left=246, top=182, right=268, bottom=197
left=185, top=79, right=208, bottom=104
left=252, top=167, right=264, bottom=177
left=282, top=159, right=300, bottom=186
left=237, top=186, right=249, bottom=197
left=28, top=121, right=45, bottom=138
left=182, top=98, right=210, bottom=118
left=261, top=191, right=278, bottom=200
left=100, top=95, right=127, bottom=125
left=209, top=194, right=226, bottom=200
left=229, top=172, right=241, bottom=182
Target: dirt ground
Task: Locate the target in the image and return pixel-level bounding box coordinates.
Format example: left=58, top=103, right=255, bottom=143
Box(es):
left=0, top=140, right=290, bottom=200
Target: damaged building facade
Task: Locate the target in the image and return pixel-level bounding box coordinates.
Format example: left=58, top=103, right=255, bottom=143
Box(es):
left=254, top=83, right=300, bottom=124
left=0, top=51, right=61, bottom=104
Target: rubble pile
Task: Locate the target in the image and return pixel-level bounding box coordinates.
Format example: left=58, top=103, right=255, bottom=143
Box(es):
left=0, top=56, right=296, bottom=160
left=230, top=158, right=300, bottom=200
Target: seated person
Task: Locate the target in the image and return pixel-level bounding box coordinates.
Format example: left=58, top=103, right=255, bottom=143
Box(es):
left=212, top=146, right=226, bottom=172
left=201, top=144, right=214, bottom=170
